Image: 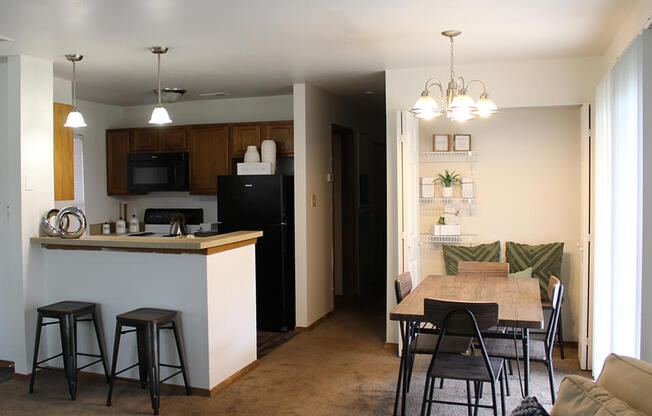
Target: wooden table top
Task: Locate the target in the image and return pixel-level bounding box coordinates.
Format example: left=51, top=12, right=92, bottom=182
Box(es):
left=390, top=275, right=544, bottom=329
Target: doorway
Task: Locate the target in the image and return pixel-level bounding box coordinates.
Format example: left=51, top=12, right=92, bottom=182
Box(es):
left=331, top=124, right=387, bottom=326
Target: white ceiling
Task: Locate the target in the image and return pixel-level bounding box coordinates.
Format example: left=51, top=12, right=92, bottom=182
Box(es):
left=0, top=0, right=637, bottom=106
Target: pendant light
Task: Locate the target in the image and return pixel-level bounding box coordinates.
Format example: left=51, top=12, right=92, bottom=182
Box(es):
left=411, top=30, right=498, bottom=122
left=149, top=46, right=172, bottom=125
left=64, top=54, right=87, bottom=128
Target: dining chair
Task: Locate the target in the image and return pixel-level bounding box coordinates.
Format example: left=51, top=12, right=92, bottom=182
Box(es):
left=458, top=261, right=509, bottom=278
left=484, top=276, right=564, bottom=403
left=394, top=272, right=472, bottom=392
left=420, top=298, right=508, bottom=416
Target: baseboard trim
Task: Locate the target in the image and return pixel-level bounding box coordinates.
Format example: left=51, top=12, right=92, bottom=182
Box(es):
left=0, top=360, right=14, bottom=368
left=14, top=360, right=260, bottom=397
left=295, top=310, right=333, bottom=332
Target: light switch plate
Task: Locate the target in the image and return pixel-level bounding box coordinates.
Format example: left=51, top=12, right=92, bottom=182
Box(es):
left=24, top=175, right=33, bottom=191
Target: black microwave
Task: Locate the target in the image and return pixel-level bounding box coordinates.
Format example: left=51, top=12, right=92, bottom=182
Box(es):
left=127, top=152, right=189, bottom=192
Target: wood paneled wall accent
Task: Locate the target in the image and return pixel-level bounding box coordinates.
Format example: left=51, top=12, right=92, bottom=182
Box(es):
left=53, top=102, right=75, bottom=201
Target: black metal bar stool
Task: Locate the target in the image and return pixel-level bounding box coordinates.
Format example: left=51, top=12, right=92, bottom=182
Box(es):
left=106, top=308, right=190, bottom=415
left=29, top=301, right=109, bottom=400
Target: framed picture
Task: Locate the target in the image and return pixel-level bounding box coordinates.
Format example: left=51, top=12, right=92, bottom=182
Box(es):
left=453, top=134, right=472, bottom=151
left=432, top=134, right=451, bottom=152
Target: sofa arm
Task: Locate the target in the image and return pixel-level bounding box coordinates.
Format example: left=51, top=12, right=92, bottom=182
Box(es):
left=550, top=376, right=644, bottom=416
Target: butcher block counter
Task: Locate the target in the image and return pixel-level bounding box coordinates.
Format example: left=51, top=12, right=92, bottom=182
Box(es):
left=30, top=230, right=262, bottom=254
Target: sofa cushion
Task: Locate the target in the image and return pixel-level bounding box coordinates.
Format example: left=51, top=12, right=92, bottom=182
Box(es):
left=597, top=353, right=652, bottom=416
left=442, top=241, right=500, bottom=275
left=510, top=396, right=549, bottom=416
left=505, top=242, right=563, bottom=301
left=550, top=375, right=644, bottom=416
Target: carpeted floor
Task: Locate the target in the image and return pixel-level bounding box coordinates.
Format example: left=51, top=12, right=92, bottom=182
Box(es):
left=0, top=301, right=589, bottom=415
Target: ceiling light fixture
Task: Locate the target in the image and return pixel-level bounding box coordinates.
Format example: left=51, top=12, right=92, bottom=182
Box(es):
left=149, top=46, right=172, bottom=125
left=64, top=54, right=87, bottom=128
left=152, top=87, right=186, bottom=103
left=412, top=30, right=498, bottom=122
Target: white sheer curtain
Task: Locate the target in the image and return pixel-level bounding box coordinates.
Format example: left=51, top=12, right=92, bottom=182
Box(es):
left=592, top=34, right=643, bottom=378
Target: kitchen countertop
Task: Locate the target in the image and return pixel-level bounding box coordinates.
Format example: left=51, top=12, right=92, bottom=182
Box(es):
left=30, top=231, right=263, bottom=255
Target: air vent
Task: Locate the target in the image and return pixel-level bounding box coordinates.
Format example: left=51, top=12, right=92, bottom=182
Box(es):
left=198, top=92, right=227, bottom=97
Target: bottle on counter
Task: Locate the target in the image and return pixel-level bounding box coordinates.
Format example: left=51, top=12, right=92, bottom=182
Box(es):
left=129, top=214, right=139, bottom=233
left=102, top=222, right=111, bottom=234
left=116, top=217, right=127, bottom=234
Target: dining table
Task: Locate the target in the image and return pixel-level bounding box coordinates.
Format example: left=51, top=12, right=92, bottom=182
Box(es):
left=389, top=274, right=544, bottom=416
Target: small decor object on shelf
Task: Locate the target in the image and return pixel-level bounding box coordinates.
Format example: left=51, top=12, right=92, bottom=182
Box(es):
left=453, top=134, right=472, bottom=151
left=440, top=224, right=461, bottom=236
left=261, top=140, right=277, bottom=174
left=436, top=169, right=461, bottom=198
left=40, top=206, right=87, bottom=238
left=420, top=177, right=435, bottom=198
left=244, top=145, right=261, bottom=163
left=433, top=134, right=451, bottom=152
left=461, top=177, right=474, bottom=198
left=443, top=205, right=460, bottom=225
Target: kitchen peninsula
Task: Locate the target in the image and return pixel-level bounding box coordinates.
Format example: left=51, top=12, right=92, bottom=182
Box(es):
left=30, top=230, right=262, bottom=395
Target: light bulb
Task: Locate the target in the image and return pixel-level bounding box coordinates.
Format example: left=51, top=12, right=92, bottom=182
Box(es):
left=412, top=91, right=441, bottom=119
left=149, top=105, right=172, bottom=125
left=449, top=93, right=476, bottom=112
left=64, top=108, right=87, bottom=128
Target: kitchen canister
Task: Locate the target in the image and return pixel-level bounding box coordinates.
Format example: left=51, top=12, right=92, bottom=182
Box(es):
left=261, top=140, right=277, bottom=174
left=244, top=146, right=260, bottom=163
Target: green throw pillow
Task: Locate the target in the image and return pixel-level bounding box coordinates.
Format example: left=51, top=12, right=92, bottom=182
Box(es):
left=505, top=242, right=564, bottom=301
left=442, top=241, right=501, bottom=276
left=508, top=267, right=532, bottom=279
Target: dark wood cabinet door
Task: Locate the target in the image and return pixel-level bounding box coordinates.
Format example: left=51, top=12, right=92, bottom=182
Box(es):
left=229, top=124, right=262, bottom=159
left=189, top=126, right=229, bottom=195
left=106, top=129, right=131, bottom=195
left=263, top=122, right=293, bottom=156
left=130, top=128, right=159, bottom=153
left=159, top=126, right=188, bottom=152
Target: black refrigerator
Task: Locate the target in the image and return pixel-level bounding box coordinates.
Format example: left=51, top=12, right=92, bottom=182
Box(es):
left=217, top=175, right=295, bottom=331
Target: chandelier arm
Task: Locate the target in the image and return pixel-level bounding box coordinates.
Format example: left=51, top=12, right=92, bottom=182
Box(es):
left=456, top=76, right=467, bottom=91
left=426, top=79, right=444, bottom=96
left=464, top=79, right=488, bottom=95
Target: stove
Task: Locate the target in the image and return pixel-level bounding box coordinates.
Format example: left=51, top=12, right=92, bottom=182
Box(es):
left=127, top=208, right=219, bottom=237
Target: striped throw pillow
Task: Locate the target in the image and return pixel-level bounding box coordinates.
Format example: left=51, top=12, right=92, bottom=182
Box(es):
left=442, top=241, right=501, bottom=276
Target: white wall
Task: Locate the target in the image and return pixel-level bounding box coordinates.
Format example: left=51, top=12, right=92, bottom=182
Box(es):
left=419, top=107, right=581, bottom=340
left=385, top=57, right=601, bottom=343
left=0, top=57, right=12, bottom=361
left=293, top=83, right=375, bottom=327
left=0, top=56, right=54, bottom=372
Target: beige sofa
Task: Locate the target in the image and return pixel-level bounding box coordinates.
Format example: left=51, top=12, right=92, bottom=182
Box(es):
left=550, top=353, right=652, bottom=416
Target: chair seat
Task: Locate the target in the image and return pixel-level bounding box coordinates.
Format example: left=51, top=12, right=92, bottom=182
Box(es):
left=116, top=308, right=177, bottom=325
left=412, top=333, right=472, bottom=355
left=429, top=353, right=504, bottom=382
left=485, top=338, right=548, bottom=361
left=37, top=301, right=96, bottom=317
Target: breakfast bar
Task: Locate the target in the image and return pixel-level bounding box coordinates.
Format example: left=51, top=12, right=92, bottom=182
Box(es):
left=30, top=231, right=262, bottom=395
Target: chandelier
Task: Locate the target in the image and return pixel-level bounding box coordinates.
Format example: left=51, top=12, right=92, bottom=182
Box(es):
left=412, top=30, right=498, bottom=122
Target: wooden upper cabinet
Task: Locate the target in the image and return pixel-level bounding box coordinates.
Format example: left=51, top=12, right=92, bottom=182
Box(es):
left=188, top=126, right=229, bottom=195
left=106, top=129, right=131, bottom=195
left=158, top=126, right=188, bottom=152
left=130, top=128, right=159, bottom=153
left=230, top=124, right=262, bottom=159
left=263, top=122, right=294, bottom=156
left=53, top=102, right=75, bottom=201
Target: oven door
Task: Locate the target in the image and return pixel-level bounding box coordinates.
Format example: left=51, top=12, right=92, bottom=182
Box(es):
left=127, top=152, right=188, bottom=192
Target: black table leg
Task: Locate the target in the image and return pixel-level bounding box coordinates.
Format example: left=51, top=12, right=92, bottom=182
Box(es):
left=522, top=328, right=530, bottom=397
left=393, top=321, right=411, bottom=416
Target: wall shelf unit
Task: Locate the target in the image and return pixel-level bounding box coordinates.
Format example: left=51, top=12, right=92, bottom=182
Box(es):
left=420, top=151, right=475, bottom=163
left=420, top=233, right=476, bottom=245
left=420, top=197, right=476, bottom=206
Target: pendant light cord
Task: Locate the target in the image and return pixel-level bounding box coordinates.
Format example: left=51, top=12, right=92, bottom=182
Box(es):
left=157, top=53, right=162, bottom=105
left=71, top=60, right=77, bottom=108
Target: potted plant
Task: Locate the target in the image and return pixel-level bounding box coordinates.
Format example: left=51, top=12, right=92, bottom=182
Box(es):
left=436, top=169, right=461, bottom=198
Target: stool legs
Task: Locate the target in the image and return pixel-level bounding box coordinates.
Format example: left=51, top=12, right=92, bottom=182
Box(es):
left=91, top=310, right=110, bottom=382
left=60, top=314, right=77, bottom=400
left=136, top=328, right=148, bottom=388
left=106, top=322, right=122, bottom=406
left=171, top=318, right=191, bottom=395
left=145, top=323, right=161, bottom=415
left=28, top=312, right=44, bottom=394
